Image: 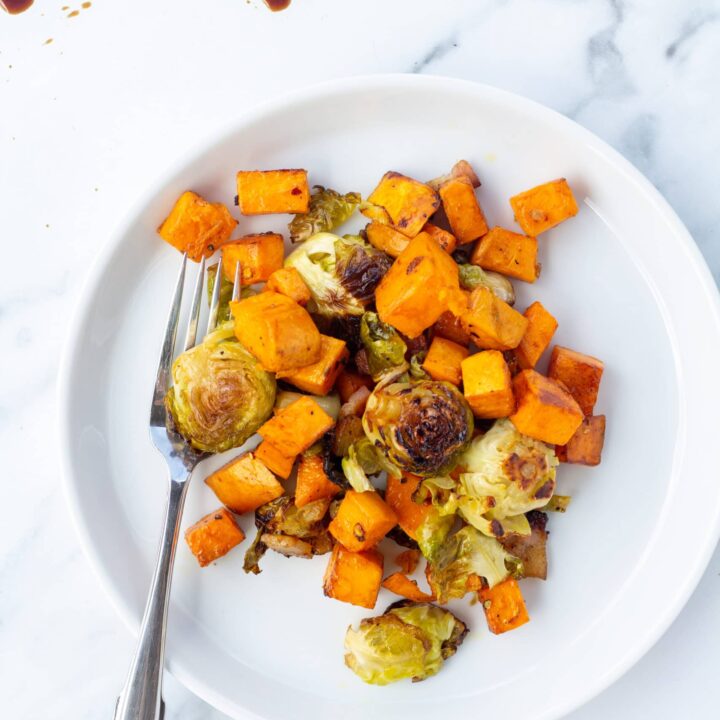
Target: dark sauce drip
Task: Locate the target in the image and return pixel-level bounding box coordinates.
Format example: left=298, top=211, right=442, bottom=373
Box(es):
left=1, top=0, right=34, bottom=14
left=264, top=0, right=291, bottom=11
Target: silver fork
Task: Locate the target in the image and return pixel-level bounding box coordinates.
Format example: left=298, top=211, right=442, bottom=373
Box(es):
left=114, top=252, right=242, bottom=720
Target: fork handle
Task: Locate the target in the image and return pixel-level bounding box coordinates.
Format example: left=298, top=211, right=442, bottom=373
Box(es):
left=114, top=476, right=190, bottom=720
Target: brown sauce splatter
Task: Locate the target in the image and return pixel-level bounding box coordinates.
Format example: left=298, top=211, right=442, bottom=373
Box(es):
left=44, top=38, right=53, bottom=45
left=1, top=0, right=34, bottom=14
left=67, top=9, right=79, bottom=17
left=81, top=1, right=91, bottom=7
left=264, top=0, right=291, bottom=11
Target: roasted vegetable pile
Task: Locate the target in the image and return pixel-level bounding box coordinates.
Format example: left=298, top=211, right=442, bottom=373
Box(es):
left=157, top=160, right=607, bottom=685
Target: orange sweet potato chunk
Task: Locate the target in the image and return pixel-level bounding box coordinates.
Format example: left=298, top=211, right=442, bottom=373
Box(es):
left=510, top=178, right=578, bottom=236
left=462, top=350, right=515, bottom=419
left=515, top=301, right=558, bottom=370
left=367, top=171, right=440, bottom=238
left=276, top=335, right=349, bottom=396
left=510, top=369, right=583, bottom=445
left=205, top=452, right=284, bottom=515
left=471, top=226, right=539, bottom=283
left=158, top=191, right=237, bottom=262
left=385, top=473, right=431, bottom=541
left=382, top=573, right=435, bottom=602
left=230, top=292, right=321, bottom=373
left=258, top=395, right=335, bottom=457
left=479, top=578, right=530, bottom=634
left=221, top=233, right=284, bottom=284
left=323, top=544, right=383, bottom=609
left=295, top=453, right=342, bottom=507
left=439, top=176, right=489, bottom=244
left=263, top=267, right=311, bottom=306
left=423, top=222, right=458, bottom=254
left=376, top=231, right=461, bottom=338
left=433, top=289, right=472, bottom=346
left=366, top=222, right=410, bottom=258
left=185, top=507, right=245, bottom=567
left=254, top=440, right=296, bottom=480
left=461, top=287, right=529, bottom=351
left=422, top=336, right=469, bottom=386
left=328, top=490, right=398, bottom=552
left=557, top=415, right=606, bottom=466
left=236, top=169, right=309, bottom=215
left=547, top=346, right=604, bottom=416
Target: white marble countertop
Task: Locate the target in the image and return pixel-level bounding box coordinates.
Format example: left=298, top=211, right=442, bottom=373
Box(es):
left=1, top=0, right=719, bottom=717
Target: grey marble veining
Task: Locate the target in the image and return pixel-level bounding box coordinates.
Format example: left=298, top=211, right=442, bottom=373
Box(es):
left=0, top=0, right=718, bottom=718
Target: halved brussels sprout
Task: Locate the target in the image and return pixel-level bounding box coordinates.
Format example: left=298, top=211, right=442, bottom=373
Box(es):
left=409, top=351, right=430, bottom=380
left=285, top=233, right=391, bottom=318
left=360, top=312, right=407, bottom=381
left=165, top=324, right=276, bottom=453
left=206, top=263, right=255, bottom=323
left=344, top=602, right=468, bottom=685
left=363, top=380, right=473, bottom=476
left=426, top=526, right=521, bottom=603
left=458, top=264, right=516, bottom=305
left=456, top=419, right=558, bottom=537
left=341, top=437, right=401, bottom=492
left=288, top=186, right=361, bottom=243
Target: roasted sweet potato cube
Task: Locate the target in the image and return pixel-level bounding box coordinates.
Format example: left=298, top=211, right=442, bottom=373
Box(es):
left=230, top=292, right=321, bottom=373
left=205, top=452, right=284, bottom=515
left=236, top=169, right=309, bottom=215
left=335, top=369, right=374, bottom=403
left=422, top=336, right=469, bottom=386
left=479, top=578, right=530, bottom=634
left=461, top=287, right=529, bottom=350
left=515, top=301, right=558, bottom=370
left=323, top=544, right=383, bottom=609
left=462, top=350, right=515, bottom=418
left=376, top=231, right=461, bottom=338
left=423, top=222, right=458, bottom=254
left=221, top=233, right=284, bottom=284
left=382, top=573, right=435, bottom=602
left=254, top=440, right=296, bottom=480
left=385, top=473, right=431, bottom=541
left=439, top=176, right=489, bottom=244
left=557, top=415, right=606, bottom=466
left=428, top=159, right=481, bottom=190
left=471, top=226, right=539, bottom=283
left=295, top=453, right=342, bottom=507
left=258, top=395, right=335, bottom=457
left=510, top=369, right=583, bottom=445
left=158, top=191, right=237, bottom=262
left=499, top=510, right=548, bottom=579
left=328, top=490, right=398, bottom=552
left=276, top=335, right=349, bottom=396
left=433, top=289, right=472, bottom=346
left=263, top=267, right=311, bottom=306
left=510, top=178, right=578, bottom=236
left=366, top=222, right=410, bottom=257
left=548, top=346, right=604, bottom=416
left=367, top=172, right=440, bottom=238
left=185, top=508, right=245, bottom=567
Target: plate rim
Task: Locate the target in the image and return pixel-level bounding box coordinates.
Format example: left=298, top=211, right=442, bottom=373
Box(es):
left=58, top=73, right=720, bottom=720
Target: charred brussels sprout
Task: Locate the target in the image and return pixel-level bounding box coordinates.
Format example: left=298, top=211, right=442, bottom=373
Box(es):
left=288, top=186, right=361, bottom=243
left=426, top=526, right=522, bottom=603
left=165, top=324, right=275, bottom=453
left=341, top=438, right=401, bottom=493
left=458, top=264, right=516, bottom=305
left=243, top=495, right=333, bottom=574
left=360, top=312, right=407, bottom=381
left=344, top=602, right=468, bottom=685
left=363, top=380, right=473, bottom=476
left=285, top=233, right=390, bottom=318
left=456, top=419, right=558, bottom=538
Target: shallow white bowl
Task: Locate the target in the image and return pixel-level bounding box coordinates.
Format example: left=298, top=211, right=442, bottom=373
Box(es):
left=59, top=75, right=720, bottom=720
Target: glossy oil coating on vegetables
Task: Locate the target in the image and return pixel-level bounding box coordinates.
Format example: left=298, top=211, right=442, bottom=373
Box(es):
left=157, top=161, right=606, bottom=686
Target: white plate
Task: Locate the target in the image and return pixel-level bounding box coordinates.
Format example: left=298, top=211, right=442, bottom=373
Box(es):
left=59, top=76, right=720, bottom=720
